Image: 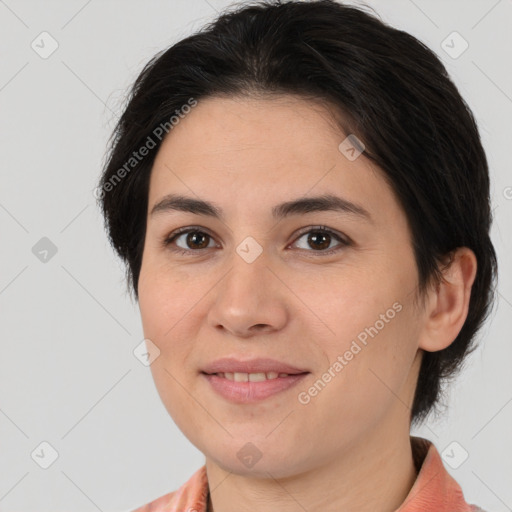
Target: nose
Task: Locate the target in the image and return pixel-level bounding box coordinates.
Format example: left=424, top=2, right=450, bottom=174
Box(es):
left=206, top=244, right=289, bottom=338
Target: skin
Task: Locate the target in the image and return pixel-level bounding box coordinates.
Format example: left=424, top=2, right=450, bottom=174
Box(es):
left=137, top=95, right=477, bottom=512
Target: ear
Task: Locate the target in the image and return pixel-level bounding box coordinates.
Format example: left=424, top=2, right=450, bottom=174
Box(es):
left=418, top=247, right=477, bottom=352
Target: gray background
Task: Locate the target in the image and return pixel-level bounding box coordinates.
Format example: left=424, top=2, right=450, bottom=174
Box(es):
left=0, top=0, right=511, bottom=511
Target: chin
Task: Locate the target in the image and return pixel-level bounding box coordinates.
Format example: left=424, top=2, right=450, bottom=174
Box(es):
left=204, top=440, right=309, bottom=479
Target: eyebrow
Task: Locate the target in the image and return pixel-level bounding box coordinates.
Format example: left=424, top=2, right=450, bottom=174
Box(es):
left=150, top=193, right=372, bottom=222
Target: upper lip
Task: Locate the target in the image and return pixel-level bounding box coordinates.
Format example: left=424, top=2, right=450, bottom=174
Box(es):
left=201, top=357, right=309, bottom=375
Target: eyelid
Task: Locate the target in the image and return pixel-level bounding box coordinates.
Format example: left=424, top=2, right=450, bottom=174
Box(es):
left=292, top=225, right=350, bottom=245
left=163, top=225, right=351, bottom=255
left=163, top=225, right=218, bottom=252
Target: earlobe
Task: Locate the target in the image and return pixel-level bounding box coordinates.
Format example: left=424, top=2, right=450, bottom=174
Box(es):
left=418, top=248, right=477, bottom=353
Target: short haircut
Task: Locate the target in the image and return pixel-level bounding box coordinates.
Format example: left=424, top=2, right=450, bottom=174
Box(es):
left=97, top=0, right=498, bottom=425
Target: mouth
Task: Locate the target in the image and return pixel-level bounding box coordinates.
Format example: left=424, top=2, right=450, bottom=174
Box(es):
left=201, top=357, right=309, bottom=376
left=203, top=371, right=306, bottom=381
left=200, top=358, right=310, bottom=403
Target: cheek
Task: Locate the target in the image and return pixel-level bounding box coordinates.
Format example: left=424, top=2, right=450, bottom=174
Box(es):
left=137, top=260, right=213, bottom=399
left=291, top=261, right=410, bottom=352
left=138, top=256, right=195, bottom=338
left=299, top=253, right=420, bottom=402
left=301, top=302, right=419, bottom=447
left=138, top=266, right=202, bottom=426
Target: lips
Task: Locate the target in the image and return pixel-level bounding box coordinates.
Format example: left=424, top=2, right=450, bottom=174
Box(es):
left=201, top=357, right=309, bottom=376
left=215, top=371, right=288, bottom=382
left=201, top=357, right=310, bottom=403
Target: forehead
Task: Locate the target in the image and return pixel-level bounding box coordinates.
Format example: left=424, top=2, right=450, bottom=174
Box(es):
left=159, top=94, right=346, bottom=161
left=148, top=95, right=404, bottom=228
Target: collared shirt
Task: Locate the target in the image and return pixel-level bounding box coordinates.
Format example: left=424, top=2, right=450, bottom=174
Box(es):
left=131, top=436, right=486, bottom=512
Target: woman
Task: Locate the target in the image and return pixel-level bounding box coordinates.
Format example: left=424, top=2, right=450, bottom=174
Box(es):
left=97, top=1, right=497, bottom=510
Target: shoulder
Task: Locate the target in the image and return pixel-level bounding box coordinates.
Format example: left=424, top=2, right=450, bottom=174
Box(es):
left=130, top=465, right=209, bottom=512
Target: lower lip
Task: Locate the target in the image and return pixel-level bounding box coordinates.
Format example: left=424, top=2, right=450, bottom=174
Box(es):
left=202, top=373, right=309, bottom=403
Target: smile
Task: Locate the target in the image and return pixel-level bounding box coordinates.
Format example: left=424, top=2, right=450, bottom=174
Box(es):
left=202, top=372, right=309, bottom=403
left=213, top=371, right=291, bottom=381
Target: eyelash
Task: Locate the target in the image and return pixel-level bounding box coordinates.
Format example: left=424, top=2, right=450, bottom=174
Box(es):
left=162, top=225, right=351, bottom=257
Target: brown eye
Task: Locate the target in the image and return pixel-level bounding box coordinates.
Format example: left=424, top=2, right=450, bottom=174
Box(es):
left=163, top=227, right=217, bottom=254
left=306, top=231, right=331, bottom=250
left=292, top=226, right=350, bottom=255
left=163, top=225, right=350, bottom=257
left=182, top=231, right=210, bottom=249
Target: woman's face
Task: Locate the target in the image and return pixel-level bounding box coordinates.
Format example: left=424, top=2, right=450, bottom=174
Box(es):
left=138, top=95, right=426, bottom=477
